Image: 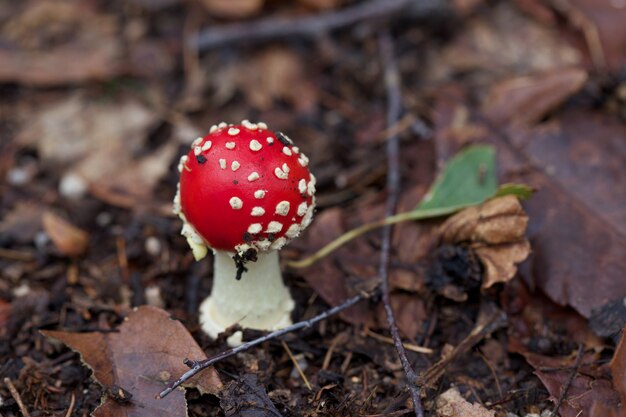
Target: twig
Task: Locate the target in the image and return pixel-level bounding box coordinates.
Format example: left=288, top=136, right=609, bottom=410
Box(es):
left=550, top=344, right=585, bottom=417
left=418, top=303, right=508, bottom=387
left=377, top=31, right=424, bottom=417
left=64, top=392, right=76, bottom=417
left=157, top=289, right=373, bottom=399
left=363, top=328, right=433, bottom=354
left=281, top=341, right=312, bottom=391
left=193, top=0, right=441, bottom=50
left=3, top=377, right=31, bottom=417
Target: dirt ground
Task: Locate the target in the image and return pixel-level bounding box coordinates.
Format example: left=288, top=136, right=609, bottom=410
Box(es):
left=1, top=1, right=626, bottom=416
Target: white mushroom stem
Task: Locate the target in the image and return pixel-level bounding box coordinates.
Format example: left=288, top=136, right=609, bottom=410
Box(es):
left=199, top=250, right=294, bottom=346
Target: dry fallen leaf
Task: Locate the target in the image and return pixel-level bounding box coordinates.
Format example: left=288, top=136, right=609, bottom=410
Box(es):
left=436, top=387, right=495, bottom=417
left=17, top=95, right=157, bottom=165
left=0, top=202, right=44, bottom=244
left=16, top=94, right=174, bottom=208
left=432, top=83, right=626, bottom=318
left=297, top=208, right=377, bottom=325
left=220, top=374, right=282, bottom=417
left=42, top=306, right=222, bottom=417
left=439, top=195, right=530, bottom=289
left=425, top=3, right=581, bottom=83
left=215, top=48, right=318, bottom=113
left=610, top=327, right=626, bottom=409
left=42, top=211, right=89, bottom=257
left=482, top=68, right=588, bottom=128
left=0, top=0, right=123, bottom=85
left=200, top=0, right=263, bottom=18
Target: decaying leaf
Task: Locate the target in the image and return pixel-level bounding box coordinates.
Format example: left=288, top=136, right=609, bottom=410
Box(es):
left=16, top=95, right=157, bottom=165
left=482, top=68, right=588, bottom=128
left=214, top=48, right=317, bottom=113
left=0, top=202, right=44, bottom=244
left=42, top=211, right=89, bottom=257
left=439, top=195, right=530, bottom=289
left=610, top=327, right=626, bottom=406
left=15, top=94, right=174, bottom=208
left=220, top=374, right=283, bottom=417
left=42, top=306, right=222, bottom=417
left=435, top=387, right=495, bottom=417
left=200, top=0, right=264, bottom=18
left=510, top=342, right=622, bottom=417
left=0, top=0, right=123, bottom=85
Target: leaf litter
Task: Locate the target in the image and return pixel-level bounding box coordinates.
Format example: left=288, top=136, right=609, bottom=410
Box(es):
left=2, top=0, right=626, bottom=416
left=42, top=306, right=222, bottom=417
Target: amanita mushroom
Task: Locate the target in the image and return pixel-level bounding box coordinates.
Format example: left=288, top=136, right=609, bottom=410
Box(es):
left=173, top=120, right=316, bottom=344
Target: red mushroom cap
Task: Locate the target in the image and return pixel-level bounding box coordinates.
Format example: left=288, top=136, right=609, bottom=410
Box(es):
left=174, top=121, right=315, bottom=256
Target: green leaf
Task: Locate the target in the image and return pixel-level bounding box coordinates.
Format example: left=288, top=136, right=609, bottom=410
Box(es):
left=417, top=145, right=498, bottom=212
left=494, top=183, right=534, bottom=200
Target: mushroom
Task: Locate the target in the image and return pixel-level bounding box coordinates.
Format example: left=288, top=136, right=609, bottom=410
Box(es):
left=173, top=120, right=316, bottom=345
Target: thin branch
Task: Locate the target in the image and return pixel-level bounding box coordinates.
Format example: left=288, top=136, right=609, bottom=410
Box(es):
left=193, top=0, right=442, bottom=50
left=157, top=289, right=373, bottom=399
left=3, top=377, right=31, bottom=417
left=377, top=31, right=425, bottom=417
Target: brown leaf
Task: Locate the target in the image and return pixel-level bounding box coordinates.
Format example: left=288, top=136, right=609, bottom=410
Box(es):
left=559, top=0, right=626, bottom=72
left=435, top=387, right=495, bottom=417
left=375, top=294, right=426, bottom=340
left=610, top=327, right=626, bottom=406
left=432, top=84, right=626, bottom=318
left=199, top=0, right=264, bottom=18
left=0, top=1, right=123, bottom=85
left=0, top=299, right=10, bottom=333
left=440, top=195, right=529, bottom=245
left=297, top=208, right=376, bottom=325
left=42, top=306, right=222, bottom=417
left=42, top=211, right=89, bottom=257
left=474, top=241, right=531, bottom=289
left=536, top=366, right=621, bottom=417
left=16, top=94, right=171, bottom=207
left=425, top=3, right=581, bottom=83
left=217, top=48, right=318, bottom=113
left=87, top=142, right=178, bottom=206
left=220, top=374, right=282, bottom=417
left=482, top=68, right=588, bottom=127
left=439, top=196, right=531, bottom=289
left=0, top=202, right=44, bottom=244
left=510, top=341, right=622, bottom=417
left=17, top=95, right=157, bottom=165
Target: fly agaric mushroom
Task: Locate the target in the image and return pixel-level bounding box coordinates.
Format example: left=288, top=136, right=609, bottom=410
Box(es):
left=173, top=120, right=315, bottom=344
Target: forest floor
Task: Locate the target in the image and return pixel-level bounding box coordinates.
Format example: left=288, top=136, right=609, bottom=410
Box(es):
left=1, top=0, right=626, bottom=416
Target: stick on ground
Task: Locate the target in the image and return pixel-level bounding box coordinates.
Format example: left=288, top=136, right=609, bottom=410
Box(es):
left=377, top=30, right=425, bottom=417
left=157, top=289, right=373, bottom=399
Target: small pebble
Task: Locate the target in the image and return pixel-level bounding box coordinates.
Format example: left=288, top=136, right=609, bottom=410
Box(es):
left=145, top=236, right=161, bottom=256
left=145, top=285, right=165, bottom=308
left=7, top=166, right=34, bottom=186
left=59, top=173, right=88, bottom=199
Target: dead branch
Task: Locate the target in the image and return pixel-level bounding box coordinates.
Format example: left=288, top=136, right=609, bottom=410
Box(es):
left=193, top=0, right=445, bottom=50
left=156, top=289, right=374, bottom=399
left=377, top=31, right=425, bottom=417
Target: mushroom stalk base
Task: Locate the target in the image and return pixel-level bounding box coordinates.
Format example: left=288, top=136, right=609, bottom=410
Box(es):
left=200, top=250, right=294, bottom=346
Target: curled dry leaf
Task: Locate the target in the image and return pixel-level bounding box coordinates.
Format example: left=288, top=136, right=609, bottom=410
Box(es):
left=436, top=387, right=495, bottom=417
left=42, top=211, right=89, bottom=257
left=42, top=306, right=222, bottom=417
left=439, top=195, right=530, bottom=289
